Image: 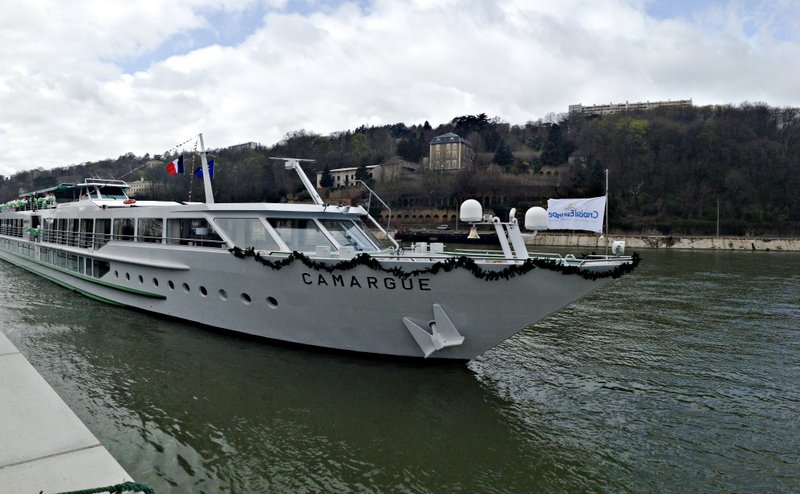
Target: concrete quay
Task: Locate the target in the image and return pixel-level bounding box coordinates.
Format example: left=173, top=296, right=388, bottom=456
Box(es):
left=523, top=234, right=800, bottom=252
left=0, top=331, right=133, bottom=493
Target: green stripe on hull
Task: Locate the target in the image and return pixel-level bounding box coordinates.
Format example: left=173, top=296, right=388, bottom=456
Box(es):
left=0, top=250, right=160, bottom=305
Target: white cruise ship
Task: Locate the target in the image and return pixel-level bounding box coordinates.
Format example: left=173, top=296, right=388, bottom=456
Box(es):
left=0, top=141, right=638, bottom=359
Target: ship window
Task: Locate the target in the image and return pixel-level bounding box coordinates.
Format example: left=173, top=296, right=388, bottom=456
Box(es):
left=267, top=218, right=333, bottom=252
left=318, top=220, right=378, bottom=252
left=56, top=219, right=68, bottom=244
left=152, top=277, right=159, bottom=287
left=241, top=293, right=252, bottom=304
left=137, top=218, right=163, bottom=243
left=92, top=260, right=110, bottom=278
left=168, top=280, right=175, bottom=290
left=167, top=218, right=224, bottom=247
left=98, top=186, right=128, bottom=200
left=42, top=218, right=54, bottom=243
left=182, top=282, right=190, bottom=293
left=69, top=219, right=79, bottom=246
left=214, top=218, right=279, bottom=251
left=266, top=296, right=278, bottom=308
left=355, top=216, right=393, bottom=250
left=67, top=254, right=78, bottom=272
left=218, top=289, right=228, bottom=301
left=199, top=286, right=208, bottom=296
left=55, top=251, right=66, bottom=268
left=79, top=219, right=93, bottom=248
left=94, top=219, right=111, bottom=248
left=113, top=218, right=135, bottom=241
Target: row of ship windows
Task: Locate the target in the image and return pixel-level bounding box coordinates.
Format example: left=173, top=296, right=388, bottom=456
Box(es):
left=112, top=269, right=279, bottom=308
left=0, top=240, right=111, bottom=279
left=1, top=239, right=278, bottom=310
left=6, top=216, right=384, bottom=254
left=0, top=239, right=278, bottom=309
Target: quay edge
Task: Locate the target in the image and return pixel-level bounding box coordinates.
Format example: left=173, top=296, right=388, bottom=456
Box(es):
left=0, top=331, right=134, bottom=493
left=523, top=233, right=800, bottom=252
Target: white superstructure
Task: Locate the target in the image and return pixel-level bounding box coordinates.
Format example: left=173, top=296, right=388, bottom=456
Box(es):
left=0, top=140, right=638, bottom=360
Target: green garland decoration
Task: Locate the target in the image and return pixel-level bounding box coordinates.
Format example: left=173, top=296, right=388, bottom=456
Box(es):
left=57, top=481, right=155, bottom=494
left=229, top=247, right=641, bottom=282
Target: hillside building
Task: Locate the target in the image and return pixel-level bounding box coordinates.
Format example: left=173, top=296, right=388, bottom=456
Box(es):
left=316, top=158, right=418, bottom=189
left=569, top=99, right=692, bottom=116
left=127, top=178, right=159, bottom=197
left=428, top=133, right=474, bottom=171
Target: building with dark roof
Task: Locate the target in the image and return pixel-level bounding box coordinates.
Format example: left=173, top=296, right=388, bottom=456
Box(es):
left=428, top=133, right=474, bottom=171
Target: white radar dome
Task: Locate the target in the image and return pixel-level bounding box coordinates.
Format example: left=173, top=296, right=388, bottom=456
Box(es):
left=460, top=199, right=483, bottom=223
left=524, top=207, right=549, bottom=231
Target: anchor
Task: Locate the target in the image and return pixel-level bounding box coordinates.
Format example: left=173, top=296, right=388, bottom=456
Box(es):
left=403, top=304, right=465, bottom=358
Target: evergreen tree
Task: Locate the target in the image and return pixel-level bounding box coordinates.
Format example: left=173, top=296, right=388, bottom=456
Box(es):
left=493, top=140, right=514, bottom=168
left=320, top=164, right=334, bottom=188
left=540, top=124, right=565, bottom=166
left=355, top=162, right=370, bottom=182
left=540, top=141, right=560, bottom=166
left=397, top=134, right=422, bottom=162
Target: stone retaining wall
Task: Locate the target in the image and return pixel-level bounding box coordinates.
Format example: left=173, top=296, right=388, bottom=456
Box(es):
left=523, top=234, right=800, bottom=252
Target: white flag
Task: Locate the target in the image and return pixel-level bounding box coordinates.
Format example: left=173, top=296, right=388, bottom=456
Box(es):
left=546, top=196, right=606, bottom=233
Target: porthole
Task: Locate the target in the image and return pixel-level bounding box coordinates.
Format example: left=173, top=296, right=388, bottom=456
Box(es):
left=153, top=278, right=159, bottom=287
left=218, top=289, right=228, bottom=301
left=199, top=286, right=208, bottom=297
left=138, top=275, right=144, bottom=284
left=168, top=280, right=175, bottom=290
left=125, top=272, right=130, bottom=281
left=114, top=270, right=119, bottom=278
left=182, top=282, right=190, bottom=293
left=241, top=293, right=252, bottom=305
left=266, top=296, right=278, bottom=309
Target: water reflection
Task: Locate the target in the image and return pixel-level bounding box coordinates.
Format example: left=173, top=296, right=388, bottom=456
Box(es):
left=2, top=272, right=549, bottom=492
left=3, top=250, right=800, bottom=493
left=472, top=250, right=800, bottom=492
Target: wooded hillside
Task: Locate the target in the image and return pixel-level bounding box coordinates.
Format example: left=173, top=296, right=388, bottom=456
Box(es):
left=1, top=103, right=798, bottom=235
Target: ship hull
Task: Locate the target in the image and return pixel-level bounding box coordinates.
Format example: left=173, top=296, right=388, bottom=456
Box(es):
left=0, top=238, right=614, bottom=359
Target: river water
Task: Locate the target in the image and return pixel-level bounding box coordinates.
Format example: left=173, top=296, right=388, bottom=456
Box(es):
left=1, top=250, right=799, bottom=493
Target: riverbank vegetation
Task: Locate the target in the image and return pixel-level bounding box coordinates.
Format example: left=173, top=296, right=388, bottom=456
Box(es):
left=1, top=103, right=798, bottom=236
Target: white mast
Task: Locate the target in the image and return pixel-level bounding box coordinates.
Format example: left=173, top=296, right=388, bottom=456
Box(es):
left=198, top=133, right=214, bottom=204
left=605, top=168, right=609, bottom=236
left=605, top=168, right=609, bottom=254
left=271, top=157, right=324, bottom=205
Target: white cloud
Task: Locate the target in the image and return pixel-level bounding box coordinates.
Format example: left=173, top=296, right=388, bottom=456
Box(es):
left=0, top=0, right=798, bottom=176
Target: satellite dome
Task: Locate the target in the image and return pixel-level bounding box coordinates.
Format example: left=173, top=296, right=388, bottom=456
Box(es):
left=524, top=207, right=548, bottom=231
left=459, top=199, right=483, bottom=222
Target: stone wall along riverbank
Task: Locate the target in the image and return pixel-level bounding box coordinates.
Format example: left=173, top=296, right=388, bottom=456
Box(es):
left=523, top=234, right=800, bottom=252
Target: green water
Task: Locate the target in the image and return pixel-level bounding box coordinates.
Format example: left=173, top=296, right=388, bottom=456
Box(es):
left=1, top=249, right=799, bottom=492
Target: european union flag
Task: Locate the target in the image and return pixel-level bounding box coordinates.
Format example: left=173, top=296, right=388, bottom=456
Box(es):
left=194, top=159, right=214, bottom=178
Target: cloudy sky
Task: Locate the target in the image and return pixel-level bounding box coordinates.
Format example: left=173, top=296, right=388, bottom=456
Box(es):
left=1, top=0, right=798, bottom=176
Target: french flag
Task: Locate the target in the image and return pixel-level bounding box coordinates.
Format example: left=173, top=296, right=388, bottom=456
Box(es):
left=166, top=155, right=184, bottom=175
